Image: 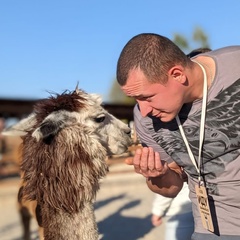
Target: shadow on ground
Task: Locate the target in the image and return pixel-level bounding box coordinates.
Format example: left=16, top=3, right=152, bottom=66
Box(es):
left=96, top=195, right=152, bottom=240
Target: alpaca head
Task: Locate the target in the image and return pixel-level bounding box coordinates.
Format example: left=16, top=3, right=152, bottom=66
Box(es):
left=3, top=87, right=132, bottom=213
left=4, top=88, right=132, bottom=156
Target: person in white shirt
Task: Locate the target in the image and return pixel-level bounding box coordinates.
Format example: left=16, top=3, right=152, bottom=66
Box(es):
left=151, top=182, right=194, bottom=240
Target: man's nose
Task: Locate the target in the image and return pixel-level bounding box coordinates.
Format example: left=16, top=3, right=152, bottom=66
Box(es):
left=138, top=101, right=152, bottom=117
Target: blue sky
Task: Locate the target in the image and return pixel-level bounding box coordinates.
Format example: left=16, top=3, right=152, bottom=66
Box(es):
left=1, top=1, right=240, bottom=102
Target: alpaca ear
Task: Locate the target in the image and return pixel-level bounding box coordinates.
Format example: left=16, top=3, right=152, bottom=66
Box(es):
left=90, top=93, right=102, bottom=104
left=74, top=82, right=81, bottom=94
left=1, top=113, right=37, bottom=136
left=32, top=119, right=61, bottom=143
left=32, top=110, right=76, bottom=142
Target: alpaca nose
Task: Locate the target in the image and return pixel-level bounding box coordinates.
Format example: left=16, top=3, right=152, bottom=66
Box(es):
left=125, top=128, right=131, bottom=135
left=123, top=125, right=131, bottom=135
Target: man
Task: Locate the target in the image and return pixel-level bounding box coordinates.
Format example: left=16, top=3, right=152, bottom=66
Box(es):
left=116, top=33, right=240, bottom=239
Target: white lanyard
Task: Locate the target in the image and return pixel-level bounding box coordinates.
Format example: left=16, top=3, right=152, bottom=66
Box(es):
left=176, top=60, right=208, bottom=184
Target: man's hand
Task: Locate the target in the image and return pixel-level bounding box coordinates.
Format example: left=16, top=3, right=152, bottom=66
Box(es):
left=151, top=214, right=163, bottom=227
left=126, top=146, right=184, bottom=197
left=125, top=147, right=169, bottom=178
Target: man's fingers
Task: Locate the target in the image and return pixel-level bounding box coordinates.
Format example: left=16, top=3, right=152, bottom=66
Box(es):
left=148, top=147, right=155, bottom=170
left=134, top=148, right=142, bottom=165
left=133, top=148, right=142, bottom=172
left=155, top=151, right=162, bottom=171
left=125, top=147, right=166, bottom=178
left=139, top=147, right=149, bottom=171
left=125, top=157, right=134, bottom=165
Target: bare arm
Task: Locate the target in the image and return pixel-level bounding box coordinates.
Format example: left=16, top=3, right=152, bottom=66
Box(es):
left=126, top=147, right=184, bottom=198
left=146, top=161, right=184, bottom=198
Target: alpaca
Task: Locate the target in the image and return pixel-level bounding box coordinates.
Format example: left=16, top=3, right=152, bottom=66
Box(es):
left=3, top=87, right=132, bottom=240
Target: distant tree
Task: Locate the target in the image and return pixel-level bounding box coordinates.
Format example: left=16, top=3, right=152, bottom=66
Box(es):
left=108, top=79, right=136, bottom=105
left=173, top=34, right=189, bottom=50
left=193, top=26, right=209, bottom=48
left=173, top=26, right=210, bottom=53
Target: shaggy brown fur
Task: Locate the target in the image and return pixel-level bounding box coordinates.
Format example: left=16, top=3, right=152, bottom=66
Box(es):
left=5, top=88, right=132, bottom=240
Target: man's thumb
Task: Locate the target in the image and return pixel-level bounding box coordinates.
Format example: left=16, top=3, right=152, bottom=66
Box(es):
left=125, top=157, right=133, bottom=165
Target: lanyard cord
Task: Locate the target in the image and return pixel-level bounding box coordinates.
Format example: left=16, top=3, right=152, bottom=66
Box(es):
left=176, top=60, right=208, bottom=184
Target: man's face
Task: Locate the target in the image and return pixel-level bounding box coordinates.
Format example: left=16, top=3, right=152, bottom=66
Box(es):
left=121, top=68, right=185, bottom=122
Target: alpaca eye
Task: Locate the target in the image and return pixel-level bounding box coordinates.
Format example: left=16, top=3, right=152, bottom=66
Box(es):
left=95, top=115, right=105, bottom=123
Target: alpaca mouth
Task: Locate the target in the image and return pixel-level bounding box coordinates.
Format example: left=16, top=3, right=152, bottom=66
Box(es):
left=119, top=139, right=133, bottom=153
left=119, top=144, right=131, bottom=153
left=107, top=137, right=132, bottom=156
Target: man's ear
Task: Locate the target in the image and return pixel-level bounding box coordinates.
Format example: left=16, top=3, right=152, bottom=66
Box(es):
left=168, top=65, right=186, bottom=84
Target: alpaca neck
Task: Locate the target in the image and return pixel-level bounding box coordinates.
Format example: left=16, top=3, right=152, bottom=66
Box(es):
left=43, top=202, right=99, bottom=240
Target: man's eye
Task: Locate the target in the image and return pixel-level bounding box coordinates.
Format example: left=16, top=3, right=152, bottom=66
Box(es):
left=141, top=97, right=151, bottom=102
left=138, top=97, right=149, bottom=101
left=95, top=116, right=105, bottom=123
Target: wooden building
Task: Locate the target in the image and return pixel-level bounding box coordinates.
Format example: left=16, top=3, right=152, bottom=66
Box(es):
left=0, top=98, right=134, bottom=122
